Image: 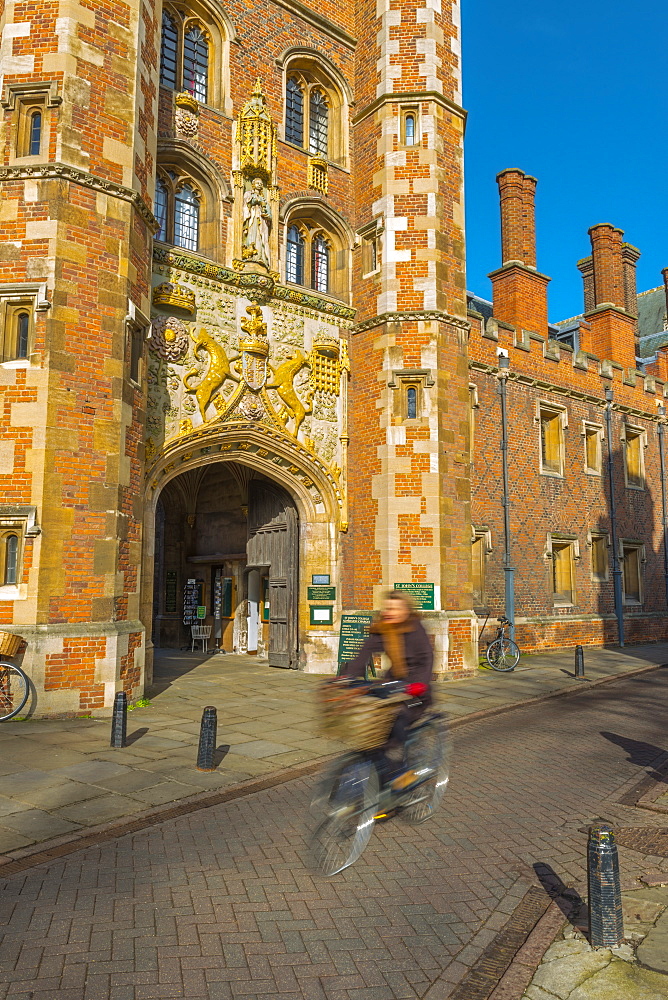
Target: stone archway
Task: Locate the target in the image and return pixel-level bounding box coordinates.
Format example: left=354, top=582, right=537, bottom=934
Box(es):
left=140, top=422, right=344, bottom=686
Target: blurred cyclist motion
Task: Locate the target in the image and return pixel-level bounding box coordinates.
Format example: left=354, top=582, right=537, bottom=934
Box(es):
left=341, top=590, right=433, bottom=790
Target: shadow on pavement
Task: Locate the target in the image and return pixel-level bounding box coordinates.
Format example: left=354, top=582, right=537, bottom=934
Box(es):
left=534, top=861, right=589, bottom=936
left=125, top=727, right=149, bottom=746
left=600, top=731, right=668, bottom=780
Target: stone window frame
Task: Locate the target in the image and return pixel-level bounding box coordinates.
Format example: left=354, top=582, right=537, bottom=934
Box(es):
left=587, top=530, right=609, bottom=582
left=400, top=105, right=420, bottom=148
left=0, top=506, right=40, bottom=602
left=582, top=420, right=604, bottom=475
left=154, top=168, right=204, bottom=255
left=277, top=48, right=351, bottom=169
left=471, top=526, right=492, bottom=607
left=357, top=219, right=383, bottom=279
left=620, top=421, right=647, bottom=491
left=281, top=200, right=353, bottom=303
left=536, top=399, right=568, bottom=478
left=125, top=301, right=150, bottom=388
left=388, top=369, right=434, bottom=423
left=158, top=1, right=233, bottom=113
left=619, top=539, right=645, bottom=605
left=0, top=283, right=50, bottom=366
left=1, top=81, right=61, bottom=166
left=469, top=382, right=479, bottom=456
left=546, top=532, right=580, bottom=607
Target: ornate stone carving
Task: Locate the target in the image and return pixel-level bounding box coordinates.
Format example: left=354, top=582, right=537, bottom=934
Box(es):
left=308, top=156, right=328, bottom=194
left=150, top=315, right=190, bottom=361
left=266, top=351, right=313, bottom=435
left=174, top=92, right=200, bottom=139
left=183, top=328, right=239, bottom=421
left=152, top=282, right=196, bottom=313
left=233, top=81, right=280, bottom=274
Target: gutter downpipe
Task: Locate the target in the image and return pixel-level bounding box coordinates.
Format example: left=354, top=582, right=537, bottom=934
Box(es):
left=656, top=403, right=668, bottom=609
left=497, top=351, right=515, bottom=642
left=604, top=387, right=624, bottom=647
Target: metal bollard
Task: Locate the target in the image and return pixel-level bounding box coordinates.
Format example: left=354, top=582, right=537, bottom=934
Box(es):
left=197, top=705, right=217, bottom=771
left=110, top=691, right=127, bottom=748
left=588, top=823, right=624, bottom=948
left=575, top=645, right=585, bottom=678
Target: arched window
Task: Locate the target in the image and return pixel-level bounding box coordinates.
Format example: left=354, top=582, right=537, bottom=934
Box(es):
left=309, top=89, right=328, bottom=156
left=286, top=226, right=305, bottom=284
left=404, top=113, right=415, bottom=146
left=155, top=177, right=168, bottom=241
left=311, top=234, right=329, bottom=293
left=4, top=535, right=18, bottom=586
left=285, top=77, right=304, bottom=147
left=406, top=386, right=417, bottom=419
left=16, top=313, right=29, bottom=359
left=174, top=184, right=199, bottom=251
left=28, top=111, right=42, bottom=155
left=183, top=25, right=209, bottom=103
left=160, top=11, right=179, bottom=90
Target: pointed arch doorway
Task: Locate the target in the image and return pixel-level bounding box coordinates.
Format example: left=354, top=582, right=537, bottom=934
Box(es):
left=247, top=479, right=299, bottom=668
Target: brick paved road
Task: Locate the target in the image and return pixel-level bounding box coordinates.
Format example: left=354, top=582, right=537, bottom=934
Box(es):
left=2, top=669, right=668, bottom=1000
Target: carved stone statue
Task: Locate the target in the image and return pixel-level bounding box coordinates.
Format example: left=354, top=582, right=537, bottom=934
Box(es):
left=242, top=178, right=272, bottom=267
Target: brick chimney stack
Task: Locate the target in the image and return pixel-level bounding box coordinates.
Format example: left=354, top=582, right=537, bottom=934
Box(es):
left=662, top=267, right=668, bottom=319
left=490, top=169, right=549, bottom=336
left=582, top=223, right=637, bottom=369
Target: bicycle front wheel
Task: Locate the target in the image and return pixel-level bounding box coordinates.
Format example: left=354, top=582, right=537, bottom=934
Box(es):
left=309, top=754, right=379, bottom=876
left=486, top=637, right=520, bottom=672
left=0, top=662, right=30, bottom=721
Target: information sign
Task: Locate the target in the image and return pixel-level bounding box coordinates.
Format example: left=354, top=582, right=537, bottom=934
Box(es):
left=393, top=582, right=435, bottom=610
left=307, top=585, right=336, bottom=602
left=183, top=579, right=202, bottom=625
left=165, top=571, right=177, bottom=613
left=312, top=574, right=331, bottom=585
left=197, top=606, right=207, bottom=619
left=337, top=612, right=373, bottom=668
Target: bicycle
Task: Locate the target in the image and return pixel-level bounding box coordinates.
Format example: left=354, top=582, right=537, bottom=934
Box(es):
left=309, top=682, right=450, bottom=876
left=484, top=614, right=520, bottom=672
left=0, top=661, right=30, bottom=721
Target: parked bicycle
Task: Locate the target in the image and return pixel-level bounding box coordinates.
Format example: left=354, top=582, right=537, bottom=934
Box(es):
left=0, top=630, right=30, bottom=721
left=310, top=679, right=450, bottom=875
left=482, top=614, right=520, bottom=672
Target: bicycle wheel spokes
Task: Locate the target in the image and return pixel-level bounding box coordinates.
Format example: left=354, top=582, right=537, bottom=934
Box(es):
left=486, top=637, right=520, bottom=672
left=0, top=662, right=29, bottom=722
left=309, top=756, right=379, bottom=876
left=400, top=718, right=450, bottom=825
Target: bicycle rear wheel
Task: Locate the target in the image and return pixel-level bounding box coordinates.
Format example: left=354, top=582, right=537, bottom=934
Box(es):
left=309, top=754, right=379, bottom=876
left=486, top=637, right=520, bottom=671
left=399, top=715, right=450, bottom=825
left=0, top=661, right=29, bottom=721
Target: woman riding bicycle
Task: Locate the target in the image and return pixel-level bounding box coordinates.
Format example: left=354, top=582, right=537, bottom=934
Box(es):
left=342, top=590, right=433, bottom=789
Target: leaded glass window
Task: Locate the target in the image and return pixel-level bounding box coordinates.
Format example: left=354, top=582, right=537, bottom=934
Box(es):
left=309, top=89, right=328, bottom=156
left=160, top=11, right=179, bottom=89
left=16, top=314, right=29, bottom=359
left=183, top=25, right=208, bottom=103
left=4, top=535, right=18, bottom=585
left=155, top=178, right=168, bottom=241
left=312, top=234, right=329, bottom=292
left=174, top=184, right=199, bottom=251
left=28, top=111, right=42, bottom=155
left=285, top=77, right=304, bottom=146
left=286, top=226, right=305, bottom=284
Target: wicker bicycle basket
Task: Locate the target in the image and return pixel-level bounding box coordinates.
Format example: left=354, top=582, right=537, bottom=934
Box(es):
left=0, top=631, right=23, bottom=657
left=318, top=681, right=409, bottom=751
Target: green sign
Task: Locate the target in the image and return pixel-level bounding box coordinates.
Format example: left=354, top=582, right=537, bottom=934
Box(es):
left=307, top=585, right=336, bottom=602
left=393, top=582, right=435, bottom=610
left=310, top=605, right=333, bottom=626
left=337, top=612, right=373, bottom=667
left=196, top=605, right=207, bottom=619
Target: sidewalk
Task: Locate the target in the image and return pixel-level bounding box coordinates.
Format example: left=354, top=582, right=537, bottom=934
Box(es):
left=0, top=641, right=666, bottom=861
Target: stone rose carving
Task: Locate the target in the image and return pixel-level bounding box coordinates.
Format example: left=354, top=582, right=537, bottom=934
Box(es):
left=150, top=315, right=189, bottom=361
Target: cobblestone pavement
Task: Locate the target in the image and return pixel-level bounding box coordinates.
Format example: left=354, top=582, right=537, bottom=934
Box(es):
left=1, top=642, right=666, bottom=857
left=2, top=668, right=668, bottom=999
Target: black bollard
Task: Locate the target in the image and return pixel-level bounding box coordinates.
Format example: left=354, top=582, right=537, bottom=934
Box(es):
left=197, top=706, right=217, bottom=771
left=588, top=823, right=624, bottom=948
left=575, top=645, right=585, bottom=678
left=110, top=691, right=127, bottom=748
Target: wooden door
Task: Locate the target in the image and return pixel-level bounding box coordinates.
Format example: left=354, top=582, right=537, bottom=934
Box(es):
left=247, top=481, right=298, bottom=668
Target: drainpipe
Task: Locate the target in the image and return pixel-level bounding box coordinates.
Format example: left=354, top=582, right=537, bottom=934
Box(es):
left=497, top=350, right=515, bottom=641
left=604, top=388, right=624, bottom=647
left=656, top=402, right=668, bottom=608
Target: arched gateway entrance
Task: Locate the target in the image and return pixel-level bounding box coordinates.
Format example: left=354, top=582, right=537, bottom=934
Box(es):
left=152, top=463, right=299, bottom=667
left=140, top=422, right=345, bottom=680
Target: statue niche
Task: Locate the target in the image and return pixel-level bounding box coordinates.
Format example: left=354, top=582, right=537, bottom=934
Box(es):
left=233, top=80, right=279, bottom=275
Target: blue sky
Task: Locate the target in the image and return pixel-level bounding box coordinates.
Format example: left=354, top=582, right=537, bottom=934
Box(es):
left=462, top=0, right=668, bottom=322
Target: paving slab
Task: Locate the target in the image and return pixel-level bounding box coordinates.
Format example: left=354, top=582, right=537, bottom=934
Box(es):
left=54, top=793, right=146, bottom=826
